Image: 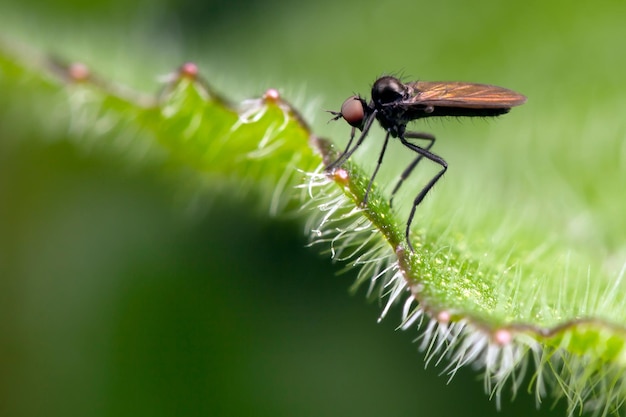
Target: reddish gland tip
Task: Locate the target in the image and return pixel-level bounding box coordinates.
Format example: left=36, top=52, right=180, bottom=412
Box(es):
left=68, top=63, right=89, bottom=81
left=437, top=310, right=451, bottom=323
left=180, top=62, right=199, bottom=78
left=264, top=88, right=280, bottom=101
left=333, top=167, right=349, bottom=183
left=493, top=329, right=512, bottom=345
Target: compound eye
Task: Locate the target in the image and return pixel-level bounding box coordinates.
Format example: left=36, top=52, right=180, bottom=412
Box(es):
left=340, top=96, right=365, bottom=128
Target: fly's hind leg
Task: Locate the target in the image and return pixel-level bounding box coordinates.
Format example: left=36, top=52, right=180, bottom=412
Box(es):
left=389, top=131, right=436, bottom=208
left=398, top=135, right=447, bottom=252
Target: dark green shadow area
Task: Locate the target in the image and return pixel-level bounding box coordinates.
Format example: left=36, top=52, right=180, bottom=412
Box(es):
left=0, top=139, right=566, bottom=417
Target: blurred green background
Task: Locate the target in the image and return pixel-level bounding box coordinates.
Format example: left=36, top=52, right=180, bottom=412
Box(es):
left=2, top=0, right=625, bottom=416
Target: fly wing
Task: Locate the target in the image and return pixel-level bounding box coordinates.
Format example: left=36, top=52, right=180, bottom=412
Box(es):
left=405, top=81, right=527, bottom=109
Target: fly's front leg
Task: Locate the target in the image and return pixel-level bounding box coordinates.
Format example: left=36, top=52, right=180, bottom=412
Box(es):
left=363, top=131, right=391, bottom=205
left=325, top=111, right=377, bottom=171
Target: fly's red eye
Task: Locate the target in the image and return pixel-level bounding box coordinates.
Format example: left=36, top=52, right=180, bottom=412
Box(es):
left=340, top=96, right=365, bottom=128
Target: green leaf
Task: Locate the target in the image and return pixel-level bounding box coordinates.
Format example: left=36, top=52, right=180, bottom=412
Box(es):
left=2, top=42, right=626, bottom=417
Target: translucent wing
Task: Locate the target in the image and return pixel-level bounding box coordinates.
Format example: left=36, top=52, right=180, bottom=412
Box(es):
left=406, top=81, right=527, bottom=109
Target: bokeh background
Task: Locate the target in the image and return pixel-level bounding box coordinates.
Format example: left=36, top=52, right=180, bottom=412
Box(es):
left=2, top=0, right=625, bottom=416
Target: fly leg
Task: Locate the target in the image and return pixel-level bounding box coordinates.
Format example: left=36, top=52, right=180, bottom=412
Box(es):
left=399, top=136, right=448, bottom=252
left=363, top=131, right=391, bottom=205
left=325, top=110, right=377, bottom=171
left=388, top=131, right=436, bottom=208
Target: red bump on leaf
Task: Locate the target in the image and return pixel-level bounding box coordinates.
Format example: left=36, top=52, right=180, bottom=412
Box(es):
left=437, top=310, right=451, bottom=323
left=333, top=167, right=349, bottom=184
left=493, top=329, right=512, bottom=345
left=68, top=62, right=90, bottom=82
left=180, top=62, right=199, bottom=79
left=263, top=88, right=280, bottom=102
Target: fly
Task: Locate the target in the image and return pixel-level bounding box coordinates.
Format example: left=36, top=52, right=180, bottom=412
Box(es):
left=327, top=75, right=526, bottom=252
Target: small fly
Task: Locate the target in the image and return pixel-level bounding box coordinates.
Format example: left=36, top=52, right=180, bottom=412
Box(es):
left=327, top=75, right=526, bottom=252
